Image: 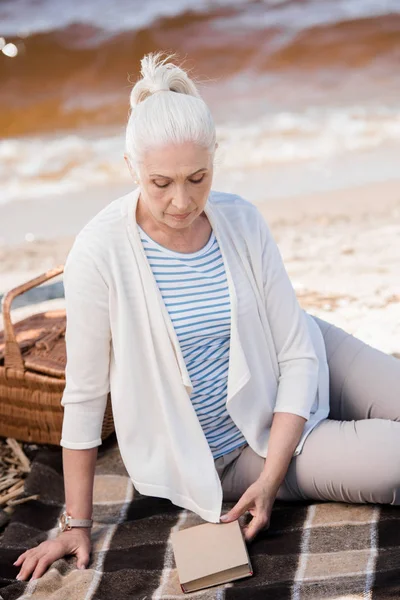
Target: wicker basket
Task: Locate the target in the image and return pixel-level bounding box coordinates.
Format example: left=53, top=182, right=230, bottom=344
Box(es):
left=0, top=265, right=114, bottom=445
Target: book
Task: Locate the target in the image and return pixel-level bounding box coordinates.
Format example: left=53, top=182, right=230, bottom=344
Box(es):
left=171, top=519, right=253, bottom=593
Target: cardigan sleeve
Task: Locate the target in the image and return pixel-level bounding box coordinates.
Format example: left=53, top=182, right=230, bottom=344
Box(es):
left=60, top=238, right=111, bottom=449
left=259, top=215, right=319, bottom=420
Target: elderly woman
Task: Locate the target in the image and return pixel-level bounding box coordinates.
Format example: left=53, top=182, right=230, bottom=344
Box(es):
left=14, top=53, right=400, bottom=581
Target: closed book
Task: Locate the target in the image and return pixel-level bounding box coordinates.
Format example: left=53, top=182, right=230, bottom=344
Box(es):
left=171, top=519, right=253, bottom=593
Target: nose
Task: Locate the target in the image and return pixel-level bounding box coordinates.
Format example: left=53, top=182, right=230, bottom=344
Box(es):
left=170, top=186, right=192, bottom=213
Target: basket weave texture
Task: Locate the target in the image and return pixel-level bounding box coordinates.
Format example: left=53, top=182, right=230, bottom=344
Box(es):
left=0, top=266, right=114, bottom=445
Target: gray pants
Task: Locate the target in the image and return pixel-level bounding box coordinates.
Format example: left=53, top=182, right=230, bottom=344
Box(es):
left=215, top=316, right=400, bottom=505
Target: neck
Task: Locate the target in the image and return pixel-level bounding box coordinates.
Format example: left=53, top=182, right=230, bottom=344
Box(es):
left=135, top=194, right=211, bottom=253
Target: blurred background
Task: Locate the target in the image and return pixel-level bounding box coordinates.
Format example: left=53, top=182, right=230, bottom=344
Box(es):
left=1, top=0, right=399, bottom=354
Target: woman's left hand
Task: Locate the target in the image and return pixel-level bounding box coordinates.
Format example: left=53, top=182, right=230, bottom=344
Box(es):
left=219, top=475, right=276, bottom=542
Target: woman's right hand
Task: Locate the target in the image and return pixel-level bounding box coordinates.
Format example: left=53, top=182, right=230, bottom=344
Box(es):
left=13, top=528, right=91, bottom=581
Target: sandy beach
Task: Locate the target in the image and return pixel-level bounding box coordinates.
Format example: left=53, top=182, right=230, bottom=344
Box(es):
left=1, top=179, right=399, bottom=356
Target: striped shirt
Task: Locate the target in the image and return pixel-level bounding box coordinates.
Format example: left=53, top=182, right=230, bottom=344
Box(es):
left=138, top=224, right=247, bottom=459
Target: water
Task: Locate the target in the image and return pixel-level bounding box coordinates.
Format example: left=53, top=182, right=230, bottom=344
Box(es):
left=1, top=0, right=400, bottom=205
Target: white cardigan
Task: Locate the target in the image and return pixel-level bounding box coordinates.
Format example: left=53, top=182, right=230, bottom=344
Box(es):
left=60, top=188, right=330, bottom=523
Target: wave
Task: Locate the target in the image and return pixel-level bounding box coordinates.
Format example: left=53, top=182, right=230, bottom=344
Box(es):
left=1, top=105, right=400, bottom=205
left=2, top=0, right=399, bottom=39
left=1, top=0, right=400, bottom=138
left=0, top=0, right=252, bottom=38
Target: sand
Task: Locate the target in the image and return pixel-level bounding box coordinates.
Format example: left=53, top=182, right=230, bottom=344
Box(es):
left=258, top=183, right=400, bottom=355
left=1, top=179, right=399, bottom=354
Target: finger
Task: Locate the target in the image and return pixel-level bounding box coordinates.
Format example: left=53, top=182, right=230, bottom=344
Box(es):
left=76, top=547, right=90, bottom=570
left=220, top=495, right=252, bottom=523
left=31, top=556, right=52, bottom=581
left=26, top=544, right=64, bottom=581
left=243, top=516, right=269, bottom=542
left=13, top=552, right=28, bottom=566
left=244, top=518, right=269, bottom=542
left=16, top=555, right=40, bottom=581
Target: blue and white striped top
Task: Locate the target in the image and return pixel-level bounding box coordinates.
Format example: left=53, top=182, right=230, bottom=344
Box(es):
left=138, top=224, right=247, bottom=460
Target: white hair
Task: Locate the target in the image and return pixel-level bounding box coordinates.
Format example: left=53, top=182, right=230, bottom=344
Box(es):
left=125, top=52, right=216, bottom=169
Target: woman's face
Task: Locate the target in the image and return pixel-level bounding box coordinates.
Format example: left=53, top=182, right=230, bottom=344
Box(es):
left=127, top=142, right=214, bottom=231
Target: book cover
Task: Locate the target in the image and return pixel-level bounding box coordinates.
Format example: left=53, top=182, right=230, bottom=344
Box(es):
left=171, top=519, right=253, bottom=593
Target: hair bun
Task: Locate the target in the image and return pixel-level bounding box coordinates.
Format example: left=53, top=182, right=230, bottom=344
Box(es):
left=129, top=52, right=201, bottom=109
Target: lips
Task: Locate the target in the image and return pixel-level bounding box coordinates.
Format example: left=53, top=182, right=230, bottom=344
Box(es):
left=169, top=213, right=191, bottom=219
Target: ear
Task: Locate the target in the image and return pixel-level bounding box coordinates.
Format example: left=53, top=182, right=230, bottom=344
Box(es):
left=124, top=154, right=138, bottom=181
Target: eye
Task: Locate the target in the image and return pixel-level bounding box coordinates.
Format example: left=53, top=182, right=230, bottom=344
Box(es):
left=153, top=181, right=170, bottom=188
left=190, top=175, right=205, bottom=184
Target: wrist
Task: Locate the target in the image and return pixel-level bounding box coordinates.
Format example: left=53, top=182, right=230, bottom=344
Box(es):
left=60, top=526, right=91, bottom=535
left=258, top=470, right=282, bottom=496
left=65, top=505, right=92, bottom=520
left=58, top=510, right=93, bottom=532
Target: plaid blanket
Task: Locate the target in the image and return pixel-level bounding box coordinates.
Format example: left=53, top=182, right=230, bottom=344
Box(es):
left=0, top=437, right=399, bottom=600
